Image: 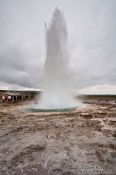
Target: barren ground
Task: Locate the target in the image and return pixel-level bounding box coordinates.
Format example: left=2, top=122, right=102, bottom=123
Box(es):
left=0, top=103, right=116, bottom=175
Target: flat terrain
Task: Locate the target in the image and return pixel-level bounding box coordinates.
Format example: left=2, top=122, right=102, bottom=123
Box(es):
left=0, top=102, right=116, bottom=175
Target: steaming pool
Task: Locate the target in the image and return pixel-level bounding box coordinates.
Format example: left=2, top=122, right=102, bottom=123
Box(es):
left=28, top=106, right=77, bottom=112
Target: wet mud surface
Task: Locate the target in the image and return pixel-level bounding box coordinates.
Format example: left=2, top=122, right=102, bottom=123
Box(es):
left=0, top=103, right=116, bottom=174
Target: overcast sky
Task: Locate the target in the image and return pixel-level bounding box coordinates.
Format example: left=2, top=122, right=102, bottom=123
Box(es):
left=0, top=0, right=116, bottom=93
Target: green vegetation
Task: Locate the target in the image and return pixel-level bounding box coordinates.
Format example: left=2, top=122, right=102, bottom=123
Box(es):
left=79, top=94, right=116, bottom=101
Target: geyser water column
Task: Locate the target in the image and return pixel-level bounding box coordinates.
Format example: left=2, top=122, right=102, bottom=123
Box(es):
left=31, top=8, right=79, bottom=111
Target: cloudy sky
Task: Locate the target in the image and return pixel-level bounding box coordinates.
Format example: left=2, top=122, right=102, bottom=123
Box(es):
left=0, top=0, right=116, bottom=94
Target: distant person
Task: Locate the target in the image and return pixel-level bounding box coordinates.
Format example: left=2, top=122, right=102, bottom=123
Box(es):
left=14, top=96, right=16, bottom=102
left=17, top=96, right=19, bottom=101
left=22, top=96, right=25, bottom=101
left=7, top=95, right=11, bottom=102
left=19, top=96, right=21, bottom=101
left=2, top=96, right=5, bottom=102
left=20, top=96, right=22, bottom=101
left=5, top=96, right=7, bottom=101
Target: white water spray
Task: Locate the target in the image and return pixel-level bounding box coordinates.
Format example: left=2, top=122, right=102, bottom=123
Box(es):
left=33, top=8, right=80, bottom=110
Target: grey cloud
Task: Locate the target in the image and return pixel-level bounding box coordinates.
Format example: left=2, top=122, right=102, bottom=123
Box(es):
left=0, top=0, right=116, bottom=89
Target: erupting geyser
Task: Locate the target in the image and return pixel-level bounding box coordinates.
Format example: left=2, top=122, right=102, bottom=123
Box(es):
left=31, top=8, right=80, bottom=111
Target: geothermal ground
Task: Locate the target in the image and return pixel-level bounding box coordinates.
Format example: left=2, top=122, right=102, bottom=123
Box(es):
left=0, top=102, right=116, bottom=175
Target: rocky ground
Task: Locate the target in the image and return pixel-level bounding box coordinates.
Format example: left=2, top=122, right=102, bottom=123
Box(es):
left=0, top=102, right=116, bottom=175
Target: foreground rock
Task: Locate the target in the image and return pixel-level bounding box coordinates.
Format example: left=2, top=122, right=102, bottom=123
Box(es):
left=0, top=104, right=116, bottom=175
